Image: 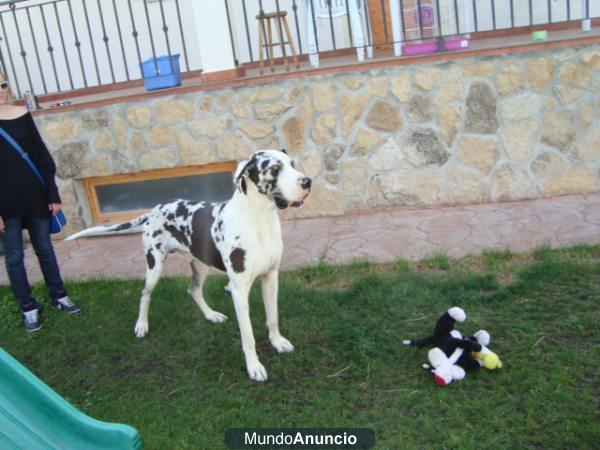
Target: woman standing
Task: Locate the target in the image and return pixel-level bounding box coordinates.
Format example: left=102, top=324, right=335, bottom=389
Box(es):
left=0, top=80, right=80, bottom=332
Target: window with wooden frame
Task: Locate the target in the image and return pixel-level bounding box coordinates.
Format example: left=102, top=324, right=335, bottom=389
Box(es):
left=83, top=162, right=237, bottom=224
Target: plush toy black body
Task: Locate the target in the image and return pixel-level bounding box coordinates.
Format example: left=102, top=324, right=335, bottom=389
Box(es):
left=403, top=307, right=492, bottom=385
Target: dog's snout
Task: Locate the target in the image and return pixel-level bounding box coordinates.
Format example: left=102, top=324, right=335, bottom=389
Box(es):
left=300, top=177, right=312, bottom=190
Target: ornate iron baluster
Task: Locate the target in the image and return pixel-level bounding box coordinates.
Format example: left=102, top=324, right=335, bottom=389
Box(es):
left=173, top=0, right=189, bottom=71
left=142, top=0, right=158, bottom=75
left=112, top=0, right=130, bottom=81
left=258, top=0, right=270, bottom=62
left=52, top=1, right=74, bottom=90
left=380, top=0, right=389, bottom=44
left=96, top=0, right=115, bottom=83
left=81, top=0, right=101, bottom=85
left=25, top=6, right=47, bottom=94
left=453, top=0, right=460, bottom=35
left=292, top=0, right=302, bottom=55
left=10, top=3, right=35, bottom=95
left=224, top=0, right=238, bottom=66
left=0, top=12, right=21, bottom=96
left=126, top=0, right=143, bottom=77
left=274, top=0, right=287, bottom=58
left=416, top=0, right=424, bottom=40
left=241, top=0, right=253, bottom=62
left=39, top=4, right=60, bottom=91
left=327, top=0, right=336, bottom=50
left=309, top=0, right=320, bottom=53
left=66, top=0, right=87, bottom=87
left=344, top=0, right=353, bottom=48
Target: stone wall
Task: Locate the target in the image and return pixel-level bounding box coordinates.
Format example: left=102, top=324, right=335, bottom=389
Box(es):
left=36, top=44, right=600, bottom=234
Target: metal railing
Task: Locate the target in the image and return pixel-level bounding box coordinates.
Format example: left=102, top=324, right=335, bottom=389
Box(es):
left=227, top=0, right=598, bottom=66
left=0, top=0, right=199, bottom=98
left=0, top=1, right=597, bottom=99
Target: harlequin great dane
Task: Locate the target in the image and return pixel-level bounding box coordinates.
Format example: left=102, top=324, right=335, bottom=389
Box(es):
left=67, top=150, right=311, bottom=381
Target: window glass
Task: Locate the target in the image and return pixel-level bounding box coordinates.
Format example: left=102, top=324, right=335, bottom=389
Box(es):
left=95, top=171, right=234, bottom=213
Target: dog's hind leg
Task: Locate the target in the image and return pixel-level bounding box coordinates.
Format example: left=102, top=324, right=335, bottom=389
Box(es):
left=188, top=259, right=228, bottom=323
left=261, top=269, right=294, bottom=353
left=134, top=246, right=165, bottom=338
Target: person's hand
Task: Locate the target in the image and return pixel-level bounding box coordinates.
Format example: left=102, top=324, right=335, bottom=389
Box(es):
left=48, top=203, right=61, bottom=215
left=0, top=216, right=4, bottom=233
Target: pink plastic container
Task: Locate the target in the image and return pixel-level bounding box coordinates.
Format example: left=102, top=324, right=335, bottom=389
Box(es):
left=403, top=41, right=439, bottom=56
left=443, top=34, right=471, bottom=51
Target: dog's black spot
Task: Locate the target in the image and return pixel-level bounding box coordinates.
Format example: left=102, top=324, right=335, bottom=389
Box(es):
left=190, top=206, right=226, bottom=271
left=261, top=159, right=270, bottom=169
left=146, top=251, right=155, bottom=269
left=240, top=178, right=247, bottom=194
left=166, top=213, right=175, bottom=221
left=156, top=243, right=162, bottom=250
left=152, top=230, right=162, bottom=237
left=165, top=224, right=190, bottom=247
left=280, top=148, right=287, bottom=154
left=219, top=203, right=225, bottom=212
left=235, top=235, right=240, bottom=240
left=113, top=222, right=132, bottom=231
left=230, top=248, right=246, bottom=273
left=175, top=201, right=191, bottom=220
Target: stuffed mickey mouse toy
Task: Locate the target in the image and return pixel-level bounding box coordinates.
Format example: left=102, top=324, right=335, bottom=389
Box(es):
left=403, top=307, right=502, bottom=386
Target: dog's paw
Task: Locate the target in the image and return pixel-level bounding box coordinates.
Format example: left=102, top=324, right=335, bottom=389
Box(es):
left=247, top=361, right=268, bottom=382
left=134, top=321, right=149, bottom=338
left=206, top=311, right=228, bottom=323
left=271, top=336, right=295, bottom=353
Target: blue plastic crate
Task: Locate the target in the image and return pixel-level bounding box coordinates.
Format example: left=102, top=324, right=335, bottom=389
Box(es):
left=140, top=54, right=181, bottom=91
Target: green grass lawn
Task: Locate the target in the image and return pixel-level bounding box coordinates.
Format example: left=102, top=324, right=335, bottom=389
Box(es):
left=1, top=246, right=599, bottom=449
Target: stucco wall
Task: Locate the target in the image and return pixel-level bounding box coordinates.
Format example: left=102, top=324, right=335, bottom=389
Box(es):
left=36, top=43, right=600, bottom=235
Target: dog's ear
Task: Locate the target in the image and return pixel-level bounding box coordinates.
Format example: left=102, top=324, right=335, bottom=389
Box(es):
left=234, top=158, right=259, bottom=185
left=234, top=159, right=250, bottom=182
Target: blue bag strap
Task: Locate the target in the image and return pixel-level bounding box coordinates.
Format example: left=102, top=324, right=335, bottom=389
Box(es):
left=0, top=125, right=47, bottom=187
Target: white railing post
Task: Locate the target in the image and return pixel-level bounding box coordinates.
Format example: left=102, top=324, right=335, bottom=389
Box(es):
left=582, top=0, right=591, bottom=31
left=191, top=0, right=237, bottom=74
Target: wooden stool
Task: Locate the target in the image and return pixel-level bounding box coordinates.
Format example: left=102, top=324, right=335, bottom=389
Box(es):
left=256, top=11, right=299, bottom=74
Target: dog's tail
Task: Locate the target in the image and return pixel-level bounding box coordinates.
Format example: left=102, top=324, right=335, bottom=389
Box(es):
left=65, top=214, right=150, bottom=241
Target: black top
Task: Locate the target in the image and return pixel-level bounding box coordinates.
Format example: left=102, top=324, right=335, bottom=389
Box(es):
left=0, top=112, right=61, bottom=219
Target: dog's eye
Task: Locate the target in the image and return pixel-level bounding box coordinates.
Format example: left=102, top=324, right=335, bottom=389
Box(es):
left=270, top=166, right=281, bottom=176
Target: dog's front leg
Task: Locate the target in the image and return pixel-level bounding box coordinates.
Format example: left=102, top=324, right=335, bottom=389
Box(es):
left=230, top=279, right=268, bottom=382
left=262, top=270, right=294, bottom=353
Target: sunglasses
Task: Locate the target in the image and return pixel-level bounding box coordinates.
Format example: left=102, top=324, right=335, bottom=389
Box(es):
left=0, top=82, right=8, bottom=90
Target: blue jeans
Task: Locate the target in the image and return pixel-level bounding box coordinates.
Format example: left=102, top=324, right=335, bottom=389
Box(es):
left=1, top=217, right=67, bottom=310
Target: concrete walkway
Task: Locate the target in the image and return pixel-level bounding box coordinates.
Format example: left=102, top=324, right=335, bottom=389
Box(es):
left=1, top=193, right=599, bottom=283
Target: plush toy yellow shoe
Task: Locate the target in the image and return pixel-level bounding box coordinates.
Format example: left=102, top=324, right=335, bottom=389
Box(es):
left=471, top=331, right=502, bottom=369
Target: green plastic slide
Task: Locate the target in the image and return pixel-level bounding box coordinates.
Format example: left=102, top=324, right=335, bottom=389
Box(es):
left=0, top=347, right=141, bottom=450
